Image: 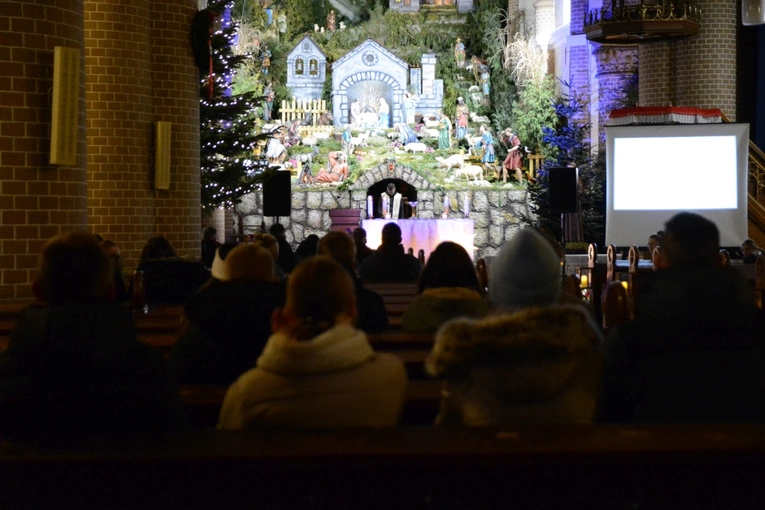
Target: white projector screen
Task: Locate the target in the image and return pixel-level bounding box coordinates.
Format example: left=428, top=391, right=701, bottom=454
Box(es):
left=605, top=123, right=750, bottom=247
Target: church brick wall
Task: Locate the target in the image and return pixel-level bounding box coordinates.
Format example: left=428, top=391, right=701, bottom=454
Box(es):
left=85, top=0, right=154, bottom=268
left=675, top=0, right=737, bottom=119
left=86, top=0, right=200, bottom=272
left=150, top=0, right=201, bottom=258
left=639, top=0, right=737, bottom=119
left=0, top=0, right=87, bottom=299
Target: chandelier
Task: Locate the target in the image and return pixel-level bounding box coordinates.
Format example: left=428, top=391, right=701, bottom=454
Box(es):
left=584, top=1, right=701, bottom=44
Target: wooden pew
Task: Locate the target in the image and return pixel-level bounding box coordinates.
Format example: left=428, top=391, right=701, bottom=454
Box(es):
left=3, top=424, right=765, bottom=508
left=364, top=282, right=418, bottom=328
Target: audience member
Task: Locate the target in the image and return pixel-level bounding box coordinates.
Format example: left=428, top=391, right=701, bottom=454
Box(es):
left=425, top=228, right=602, bottom=426
left=402, top=242, right=490, bottom=332
left=252, top=232, right=286, bottom=283
left=218, top=256, right=407, bottom=430
left=201, top=227, right=220, bottom=269
left=601, top=212, right=764, bottom=423
left=295, top=234, right=320, bottom=262
left=136, top=236, right=210, bottom=303
left=269, top=223, right=296, bottom=273
left=101, top=239, right=128, bottom=302
left=317, top=231, right=389, bottom=332
left=352, top=227, right=375, bottom=267
left=741, top=238, right=761, bottom=264
left=646, top=232, right=662, bottom=260
left=0, top=232, right=184, bottom=436
left=171, top=244, right=286, bottom=385
left=359, top=223, right=421, bottom=282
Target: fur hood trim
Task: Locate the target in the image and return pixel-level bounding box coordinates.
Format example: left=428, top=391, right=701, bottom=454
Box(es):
left=426, top=305, right=601, bottom=402
left=257, top=323, right=374, bottom=376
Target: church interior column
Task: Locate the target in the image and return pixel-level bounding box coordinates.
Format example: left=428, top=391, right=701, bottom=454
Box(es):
left=0, top=0, right=87, bottom=299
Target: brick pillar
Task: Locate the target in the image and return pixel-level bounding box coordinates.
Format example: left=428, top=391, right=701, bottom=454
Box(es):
left=675, top=0, right=737, bottom=119
left=638, top=41, right=675, bottom=107
left=151, top=0, right=201, bottom=257
left=639, top=0, right=737, bottom=119
left=570, top=0, right=589, bottom=35
left=0, top=1, right=88, bottom=299
left=85, top=0, right=154, bottom=269
left=594, top=45, right=638, bottom=144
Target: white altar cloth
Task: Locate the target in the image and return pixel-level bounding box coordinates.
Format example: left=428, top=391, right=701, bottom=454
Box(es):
left=361, top=219, right=475, bottom=261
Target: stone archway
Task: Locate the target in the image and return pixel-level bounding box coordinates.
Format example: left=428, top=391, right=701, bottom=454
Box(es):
left=333, top=71, right=406, bottom=127
left=349, top=162, right=437, bottom=219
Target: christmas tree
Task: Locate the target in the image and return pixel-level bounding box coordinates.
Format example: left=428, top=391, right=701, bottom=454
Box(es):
left=196, top=0, right=270, bottom=212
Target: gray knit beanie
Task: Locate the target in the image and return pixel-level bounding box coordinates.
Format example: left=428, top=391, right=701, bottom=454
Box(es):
left=489, top=228, right=561, bottom=308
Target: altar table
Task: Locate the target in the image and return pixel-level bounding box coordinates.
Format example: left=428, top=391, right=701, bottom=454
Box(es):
left=361, top=219, right=475, bottom=261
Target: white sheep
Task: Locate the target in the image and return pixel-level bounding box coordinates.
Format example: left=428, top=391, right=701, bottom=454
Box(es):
left=435, top=153, right=466, bottom=172
left=404, top=142, right=428, bottom=153
left=455, top=165, right=484, bottom=181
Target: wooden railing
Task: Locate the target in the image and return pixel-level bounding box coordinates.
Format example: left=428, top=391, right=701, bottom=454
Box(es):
left=279, top=98, right=333, bottom=138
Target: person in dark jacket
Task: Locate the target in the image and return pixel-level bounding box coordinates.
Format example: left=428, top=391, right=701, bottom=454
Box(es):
left=359, top=223, right=421, bottom=282
left=269, top=223, right=296, bottom=274
left=402, top=242, right=490, bottom=332
left=0, top=232, right=185, bottom=437
left=136, top=236, right=211, bottom=303
left=317, top=231, right=389, bottom=332
left=171, top=243, right=286, bottom=385
left=201, top=226, right=221, bottom=269
left=601, top=212, right=765, bottom=423
left=352, top=227, right=375, bottom=267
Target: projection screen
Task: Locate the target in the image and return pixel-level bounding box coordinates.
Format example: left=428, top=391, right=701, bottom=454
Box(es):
left=605, top=123, right=750, bottom=247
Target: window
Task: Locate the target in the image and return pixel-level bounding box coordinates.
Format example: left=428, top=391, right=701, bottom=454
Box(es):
left=295, top=58, right=304, bottom=75
left=309, top=59, right=318, bottom=76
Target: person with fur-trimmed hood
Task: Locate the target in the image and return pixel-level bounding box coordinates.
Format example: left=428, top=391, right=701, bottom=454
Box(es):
left=425, top=228, right=602, bottom=426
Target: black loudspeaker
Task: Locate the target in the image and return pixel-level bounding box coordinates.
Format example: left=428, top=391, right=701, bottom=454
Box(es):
left=548, top=167, right=578, bottom=213
left=262, top=171, right=292, bottom=217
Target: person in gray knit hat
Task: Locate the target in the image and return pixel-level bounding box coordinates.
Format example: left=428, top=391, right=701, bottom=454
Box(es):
left=425, top=228, right=602, bottom=426
left=489, top=228, right=561, bottom=308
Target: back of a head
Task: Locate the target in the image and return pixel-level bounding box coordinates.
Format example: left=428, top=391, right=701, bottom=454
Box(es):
left=223, top=244, right=275, bottom=282
left=489, top=228, right=561, bottom=308
left=202, top=227, right=217, bottom=243
left=296, top=234, right=320, bottom=258
left=418, top=241, right=480, bottom=293
left=317, top=231, right=356, bottom=270
left=140, top=236, right=177, bottom=264
left=352, top=227, right=367, bottom=245
left=662, top=212, right=719, bottom=266
left=252, top=232, right=279, bottom=260
left=37, top=232, right=112, bottom=305
left=381, top=223, right=402, bottom=246
left=286, top=256, right=356, bottom=328
left=268, top=223, right=286, bottom=239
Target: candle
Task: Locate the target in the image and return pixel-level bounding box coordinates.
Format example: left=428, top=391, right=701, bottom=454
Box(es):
left=443, top=195, right=449, bottom=218
left=464, top=196, right=470, bottom=217
left=367, top=195, right=373, bottom=218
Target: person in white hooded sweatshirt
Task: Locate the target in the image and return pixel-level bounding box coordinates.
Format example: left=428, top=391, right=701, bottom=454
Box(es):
left=218, top=256, right=407, bottom=430
left=425, top=228, right=602, bottom=426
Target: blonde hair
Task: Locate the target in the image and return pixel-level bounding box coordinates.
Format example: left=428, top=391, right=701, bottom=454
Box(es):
left=285, top=256, right=356, bottom=340
left=252, top=232, right=279, bottom=260
left=223, top=244, right=275, bottom=282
